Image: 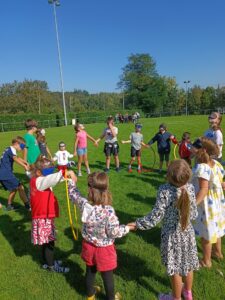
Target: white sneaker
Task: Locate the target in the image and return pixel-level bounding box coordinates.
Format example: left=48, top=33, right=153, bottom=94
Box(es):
left=87, top=168, right=91, bottom=174
left=78, top=171, right=82, bottom=177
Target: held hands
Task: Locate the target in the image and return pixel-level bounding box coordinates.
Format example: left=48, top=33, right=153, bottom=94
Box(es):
left=127, top=222, right=137, bottom=231
left=66, top=170, right=77, bottom=183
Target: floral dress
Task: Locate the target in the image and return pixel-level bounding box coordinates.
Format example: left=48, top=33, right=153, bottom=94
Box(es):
left=136, top=183, right=199, bottom=276
left=192, top=160, right=225, bottom=243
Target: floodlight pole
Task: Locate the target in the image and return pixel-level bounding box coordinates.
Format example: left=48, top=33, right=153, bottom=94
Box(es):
left=48, top=0, right=68, bottom=126
left=184, top=80, right=190, bottom=116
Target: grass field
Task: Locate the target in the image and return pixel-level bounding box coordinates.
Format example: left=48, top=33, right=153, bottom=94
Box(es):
left=0, top=115, right=225, bottom=300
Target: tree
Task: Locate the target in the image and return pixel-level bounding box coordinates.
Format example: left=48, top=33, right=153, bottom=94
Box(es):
left=118, top=53, right=168, bottom=112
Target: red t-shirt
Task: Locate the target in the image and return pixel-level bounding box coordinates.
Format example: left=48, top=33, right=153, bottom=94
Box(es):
left=178, top=141, right=191, bottom=159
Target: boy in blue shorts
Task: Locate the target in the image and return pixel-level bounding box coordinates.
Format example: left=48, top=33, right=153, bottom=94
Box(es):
left=0, top=136, right=30, bottom=211
left=148, top=123, right=178, bottom=173
left=121, top=124, right=148, bottom=173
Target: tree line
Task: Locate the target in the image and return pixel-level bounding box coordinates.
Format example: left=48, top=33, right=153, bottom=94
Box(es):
left=0, top=53, right=224, bottom=115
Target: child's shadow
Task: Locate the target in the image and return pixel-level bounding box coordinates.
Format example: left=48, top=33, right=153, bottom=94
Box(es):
left=0, top=211, right=86, bottom=298
left=116, top=247, right=169, bottom=297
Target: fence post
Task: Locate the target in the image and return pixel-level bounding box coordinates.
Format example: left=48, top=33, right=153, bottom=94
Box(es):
left=1, top=123, right=4, bottom=132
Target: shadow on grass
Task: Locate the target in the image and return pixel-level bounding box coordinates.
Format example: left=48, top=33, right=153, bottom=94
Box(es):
left=0, top=209, right=86, bottom=298
left=116, top=247, right=169, bottom=297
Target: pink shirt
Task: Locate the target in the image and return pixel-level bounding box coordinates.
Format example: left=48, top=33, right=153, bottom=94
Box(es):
left=77, top=130, right=87, bottom=148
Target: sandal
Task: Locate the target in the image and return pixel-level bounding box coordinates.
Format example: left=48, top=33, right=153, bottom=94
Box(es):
left=199, top=260, right=212, bottom=268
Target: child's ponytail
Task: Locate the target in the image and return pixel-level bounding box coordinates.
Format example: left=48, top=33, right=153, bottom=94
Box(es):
left=176, top=188, right=190, bottom=231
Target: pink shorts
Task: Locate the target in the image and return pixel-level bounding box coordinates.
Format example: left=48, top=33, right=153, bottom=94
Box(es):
left=81, top=240, right=117, bottom=272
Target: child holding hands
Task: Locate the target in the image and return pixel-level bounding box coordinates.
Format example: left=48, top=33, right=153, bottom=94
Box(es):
left=68, top=171, right=129, bottom=300
left=0, top=136, right=30, bottom=211
left=128, top=160, right=199, bottom=300
left=74, top=123, right=97, bottom=176
left=121, top=123, right=148, bottom=173
left=30, top=156, right=70, bottom=273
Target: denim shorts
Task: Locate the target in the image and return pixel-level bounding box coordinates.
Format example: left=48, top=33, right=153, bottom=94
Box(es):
left=77, top=147, right=87, bottom=156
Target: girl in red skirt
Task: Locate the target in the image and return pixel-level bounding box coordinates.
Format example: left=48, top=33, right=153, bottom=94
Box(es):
left=68, top=171, right=129, bottom=300
left=30, top=156, right=69, bottom=273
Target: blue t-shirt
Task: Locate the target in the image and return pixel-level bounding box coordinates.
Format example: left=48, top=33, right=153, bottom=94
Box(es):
left=148, top=131, right=172, bottom=153
left=0, top=146, right=16, bottom=180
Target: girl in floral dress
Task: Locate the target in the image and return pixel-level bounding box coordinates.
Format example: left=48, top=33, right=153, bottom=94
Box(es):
left=30, top=156, right=69, bottom=273
left=128, top=159, right=199, bottom=300
left=68, top=171, right=129, bottom=300
left=192, top=137, right=225, bottom=267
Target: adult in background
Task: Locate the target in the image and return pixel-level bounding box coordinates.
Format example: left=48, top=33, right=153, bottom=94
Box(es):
left=204, top=112, right=223, bottom=163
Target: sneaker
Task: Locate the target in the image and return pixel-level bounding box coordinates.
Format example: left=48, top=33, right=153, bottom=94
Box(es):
left=115, top=167, right=120, bottom=172
left=115, top=292, right=122, bottom=300
left=78, top=171, right=82, bottom=177
left=104, top=168, right=110, bottom=173
left=48, top=265, right=70, bottom=273
left=128, top=168, right=132, bottom=173
left=158, top=294, right=173, bottom=300
left=68, top=161, right=76, bottom=168
left=5, top=204, right=16, bottom=211
left=87, top=168, right=91, bottom=175
left=42, top=260, right=63, bottom=270
left=137, top=168, right=141, bottom=173
left=86, top=286, right=101, bottom=300
left=24, top=202, right=31, bottom=211
left=182, top=288, right=193, bottom=300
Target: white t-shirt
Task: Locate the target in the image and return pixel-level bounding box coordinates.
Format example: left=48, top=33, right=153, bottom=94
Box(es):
left=204, top=129, right=223, bottom=158
left=103, top=127, right=118, bottom=143
left=53, top=150, right=73, bottom=165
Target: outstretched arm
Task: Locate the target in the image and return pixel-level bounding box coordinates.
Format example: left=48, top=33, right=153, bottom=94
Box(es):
left=135, top=187, right=168, bottom=230
left=121, top=139, right=131, bottom=144
left=106, top=209, right=130, bottom=238
left=13, top=156, right=29, bottom=170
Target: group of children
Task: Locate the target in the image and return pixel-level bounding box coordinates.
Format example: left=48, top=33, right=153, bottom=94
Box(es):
left=0, top=112, right=224, bottom=300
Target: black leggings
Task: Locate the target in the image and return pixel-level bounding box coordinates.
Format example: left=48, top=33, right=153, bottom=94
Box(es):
left=86, top=265, right=114, bottom=300
left=41, top=241, right=54, bottom=266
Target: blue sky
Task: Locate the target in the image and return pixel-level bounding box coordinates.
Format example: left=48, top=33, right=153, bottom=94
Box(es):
left=1, top=0, right=225, bottom=93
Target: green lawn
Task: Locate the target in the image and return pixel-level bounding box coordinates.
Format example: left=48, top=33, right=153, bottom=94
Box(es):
left=0, top=115, right=225, bottom=300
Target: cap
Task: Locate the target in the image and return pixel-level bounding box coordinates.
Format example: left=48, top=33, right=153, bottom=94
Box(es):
left=79, top=124, right=85, bottom=129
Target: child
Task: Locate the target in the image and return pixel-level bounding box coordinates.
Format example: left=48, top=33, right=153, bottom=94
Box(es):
left=128, top=160, right=199, bottom=300
left=204, top=112, right=223, bottom=162
left=148, top=123, right=178, bottom=173
left=192, top=137, right=225, bottom=267
left=178, top=132, right=192, bottom=167
left=30, top=156, right=69, bottom=273
left=74, top=123, right=97, bottom=177
left=23, top=119, right=41, bottom=166
left=121, top=123, right=148, bottom=173
left=96, top=116, right=120, bottom=173
left=0, top=136, right=30, bottom=211
left=68, top=171, right=129, bottom=300
left=53, top=141, right=75, bottom=173
left=36, top=128, right=52, bottom=159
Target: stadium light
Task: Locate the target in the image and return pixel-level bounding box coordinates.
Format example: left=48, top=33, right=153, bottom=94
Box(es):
left=48, top=0, right=68, bottom=126
left=184, top=80, right=191, bottom=116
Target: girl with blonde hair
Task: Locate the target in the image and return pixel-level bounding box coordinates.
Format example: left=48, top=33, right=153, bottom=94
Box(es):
left=192, top=137, right=225, bottom=267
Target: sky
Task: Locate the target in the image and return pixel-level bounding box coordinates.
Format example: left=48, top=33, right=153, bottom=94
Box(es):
left=1, top=0, right=225, bottom=93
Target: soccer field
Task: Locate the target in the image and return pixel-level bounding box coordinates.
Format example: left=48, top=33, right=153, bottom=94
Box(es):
left=0, top=115, right=225, bottom=300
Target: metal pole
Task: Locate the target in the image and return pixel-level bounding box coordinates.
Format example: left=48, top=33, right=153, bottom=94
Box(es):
left=52, top=1, right=68, bottom=125
left=184, top=80, right=190, bottom=116
left=122, top=93, right=125, bottom=110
